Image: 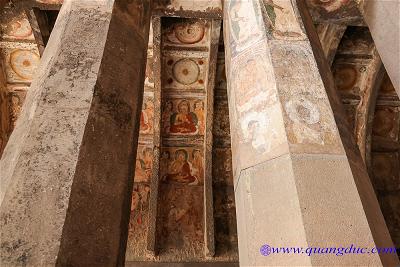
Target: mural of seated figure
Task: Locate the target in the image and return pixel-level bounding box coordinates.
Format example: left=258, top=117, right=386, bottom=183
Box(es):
left=170, top=100, right=198, bottom=134
left=164, top=149, right=199, bottom=185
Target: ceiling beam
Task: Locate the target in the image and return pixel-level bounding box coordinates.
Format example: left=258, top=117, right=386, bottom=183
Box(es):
left=305, top=0, right=364, bottom=25
left=12, top=0, right=367, bottom=25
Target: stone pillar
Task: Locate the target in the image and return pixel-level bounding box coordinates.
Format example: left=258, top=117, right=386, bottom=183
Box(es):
left=0, top=0, right=6, bottom=10
left=0, top=0, right=152, bottom=265
left=223, top=0, right=399, bottom=266
left=0, top=62, right=8, bottom=157
left=361, top=0, right=400, bottom=96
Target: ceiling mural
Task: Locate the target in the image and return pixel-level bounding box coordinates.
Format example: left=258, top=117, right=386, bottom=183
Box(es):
left=158, top=18, right=210, bottom=260
left=332, top=26, right=400, bottom=252
left=332, top=26, right=379, bottom=158
left=212, top=41, right=238, bottom=258
left=0, top=5, right=40, bottom=155
left=125, top=17, right=238, bottom=263
left=371, top=73, right=400, bottom=250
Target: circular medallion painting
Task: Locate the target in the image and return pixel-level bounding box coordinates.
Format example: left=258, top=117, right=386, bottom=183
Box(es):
left=172, top=59, right=200, bottom=85
left=334, top=65, right=358, bottom=91
left=174, top=22, right=205, bottom=44
left=10, top=49, right=40, bottom=80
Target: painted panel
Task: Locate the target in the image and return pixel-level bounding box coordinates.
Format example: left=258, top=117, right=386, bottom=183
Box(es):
left=163, top=19, right=210, bottom=48
left=372, top=106, right=400, bottom=142
left=158, top=184, right=204, bottom=256
left=163, top=52, right=207, bottom=91
left=0, top=42, right=40, bottom=84
left=162, top=98, right=205, bottom=136
left=160, top=147, right=204, bottom=186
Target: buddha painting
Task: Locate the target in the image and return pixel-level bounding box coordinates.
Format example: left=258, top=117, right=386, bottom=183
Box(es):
left=170, top=100, right=198, bottom=134
left=163, top=149, right=199, bottom=185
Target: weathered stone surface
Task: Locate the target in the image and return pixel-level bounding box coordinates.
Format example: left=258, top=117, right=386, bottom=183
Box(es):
left=153, top=0, right=223, bottom=19
left=361, top=0, right=400, bottom=96
left=0, top=0, right=151, bottom=265
left=224, top=0, right=399, bottom=265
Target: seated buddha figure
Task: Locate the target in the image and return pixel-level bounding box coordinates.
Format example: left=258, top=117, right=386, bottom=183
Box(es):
left=165, top=149, right=197, bottom=184
left=170, top=100, right=198, bottom=134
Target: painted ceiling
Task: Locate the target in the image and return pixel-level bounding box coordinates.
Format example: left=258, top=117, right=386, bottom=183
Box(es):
left=0, top=0, right=399, bottom=262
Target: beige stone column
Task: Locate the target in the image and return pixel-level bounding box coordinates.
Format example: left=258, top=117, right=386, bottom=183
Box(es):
left=361, top=0, right=400, bottom=96
left=0, top=0, right=151, bottom=265
left=223, top=0, right=399, bottom=266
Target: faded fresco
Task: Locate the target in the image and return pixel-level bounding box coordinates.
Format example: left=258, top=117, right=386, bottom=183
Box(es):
left=134, top=145, right=154, bottom=183
left=0, top=11, right=35, bottom=41
left=126, top=21, right=156, bottom=260
left=305, top=0, right=363, bottom=25
left=160, top=147, right=204, bottom=185
left=0, top=7, right=39, bottom=156
left=213, top=51, right=238, bottom=259
left=0, top=42, right=40, bottom=83
left=228, top=41, right=288, bottom=171
left=163, top=19, right=209, bottom=47
left=332, top=27, right=400, bottom=251
left=140, top=97, right=155, bottom=135
left=128, top=182, right=151, bottom=255
left=162, top=98, right=205, bottom=135
left=226, top=0, right=304, bottom=57
left=7, top=87, right=27, bottom=130
left=163, top=53, right=207, bottom=90
left=126, top=17, right=238, bottom=263
left=157, top=17, right=209, bottom=260
left=271, top=43, right=343, bottom=154
left=371, top=75, right=400, bottom=250
left=158, top=184, right=204, bottom=255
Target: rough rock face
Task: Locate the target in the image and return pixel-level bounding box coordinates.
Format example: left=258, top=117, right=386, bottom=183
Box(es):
left=0, top=0, right=152, bottom=265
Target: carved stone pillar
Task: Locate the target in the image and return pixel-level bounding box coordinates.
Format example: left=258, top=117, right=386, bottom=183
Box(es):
left=0, top=0, right=151, bottom=265
left=223, top=0, right=399, bottom=266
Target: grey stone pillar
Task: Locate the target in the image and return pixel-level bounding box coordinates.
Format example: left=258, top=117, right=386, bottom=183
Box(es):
left=0, top=0, right=152, bottom=265
left=223, top=0, right=399, bottom=266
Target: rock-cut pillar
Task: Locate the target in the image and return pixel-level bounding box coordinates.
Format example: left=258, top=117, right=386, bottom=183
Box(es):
left=0, top=0, right=152, bottom=265
left=223, top=0, right=399, bottom=266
